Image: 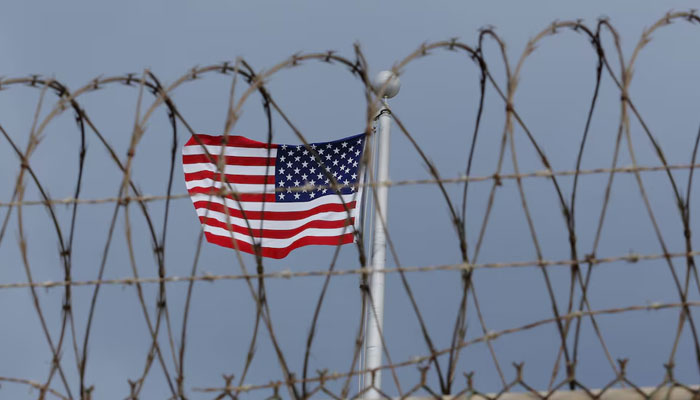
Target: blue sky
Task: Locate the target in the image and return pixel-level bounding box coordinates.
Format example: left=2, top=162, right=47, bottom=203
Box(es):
left=1, top=1, right=700, bottom=398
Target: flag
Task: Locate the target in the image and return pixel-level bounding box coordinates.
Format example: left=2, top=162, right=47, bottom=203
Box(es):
left=182, top=133, right=365, bottom=259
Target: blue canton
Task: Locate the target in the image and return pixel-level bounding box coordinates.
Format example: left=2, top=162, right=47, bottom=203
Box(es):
left=274, top=134, right=365, bottom=202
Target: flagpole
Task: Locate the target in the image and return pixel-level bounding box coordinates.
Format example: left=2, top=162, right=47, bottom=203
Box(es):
left=363, top=70, right=400, bottom=399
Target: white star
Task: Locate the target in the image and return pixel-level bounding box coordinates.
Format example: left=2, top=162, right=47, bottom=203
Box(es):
left=310, top=179, right=316, bottom=187
left=344, top=179, right=349, bottom=185
left=326, top=143, right=332, bottom=149
left=294, top=168, right=300, bottom=174
left=341, top=142, right=348, bottom=148
left=279, top=180, right=285, bottom=187
left=279, top=168, right=285, bottom=174
left=286, top=174, right=293, bottom=181
left=294, top=180, right=300, bottom=186
left=294, top=193, right=301, bottom=199
left=322, top=188, right=327, bottom=194
left=353, top=161, right=358, bottom=167
left=311, top=144, right=317, bottom=149
left=333, top=148, right=340, bottom=154
left=319, top=149, right=325, bottom=155
left=295, top=156, right=301, bottom=162
left=310, top=192, right=316, bottom=198
left=333, top=171, right=338, bottom=178
left=357, top=139, right=362, bottom=144
left=279, top=193, right=285, bottom=199
left=325, top=154, right=331, bottom=160
left=355, top=150, right=360, bottom=156
left=303, top=149, right=308, bottom=155
left=317, top=173, right=323, bottom=179
left=352, top=173, right=357, bottom=179
left=309, top=167, right=316, bottom=173
left=332, top=159, right=339, bottom=166
left=301, top=161, right=308, bottom=168
left=281, top=144, right=288, bottom=150
left=280, top=155, right=286, bottom=162
left=340, top=153, right=346, bottom=159
left=301, top=173, right=308, bottom=180
left=296, top=145, right=301, bottom=150
left=347, top=158, right=353, bottom=164
left=287, top=162, right=293, bottom=168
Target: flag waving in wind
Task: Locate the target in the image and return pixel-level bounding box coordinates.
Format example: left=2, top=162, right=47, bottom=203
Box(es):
left=182, top=133, right=365, bottom=259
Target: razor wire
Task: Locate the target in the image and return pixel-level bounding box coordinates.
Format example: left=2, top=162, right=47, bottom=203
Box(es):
left=0, top=10, right=700, bottom=400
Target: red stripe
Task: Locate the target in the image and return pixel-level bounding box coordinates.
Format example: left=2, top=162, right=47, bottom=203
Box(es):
left=182, top=154, right=275, bottom=166
left=192, top=200, right=357, bottom=221
left=187, top=187, right=275, bottom=202
left=184, top=171, right=275, bottom=184
left=199, top=217, right=354, bottom=239
left=204, top=231, right=354, bottom=259
left=185, top=134, right=278, bottom=149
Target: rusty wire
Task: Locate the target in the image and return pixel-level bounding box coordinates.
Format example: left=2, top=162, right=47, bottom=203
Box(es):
left=1, top=10, right=700, bottom=400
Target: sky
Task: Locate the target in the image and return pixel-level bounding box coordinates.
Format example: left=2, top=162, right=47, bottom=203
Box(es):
left=1, top=1, right=700, bottom=399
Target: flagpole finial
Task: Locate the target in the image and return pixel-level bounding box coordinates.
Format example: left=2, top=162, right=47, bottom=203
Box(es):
left=372, top=70, right=400, bottom=99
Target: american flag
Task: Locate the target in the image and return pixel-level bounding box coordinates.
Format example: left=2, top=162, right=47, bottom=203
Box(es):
left=182, top=133, right=365, bottom=259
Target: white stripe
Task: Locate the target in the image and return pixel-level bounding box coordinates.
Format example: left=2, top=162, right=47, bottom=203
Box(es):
left=197, top=208, right=356, bottom=230
left=185, top=179, right=275, bottom=194
left=203, top=225, right=353, bottom=248
left=183, top=145, right=277, bottom=158
left=183, top=163, right=276, bottom=176
left=190, top=192, right=359, bottom=212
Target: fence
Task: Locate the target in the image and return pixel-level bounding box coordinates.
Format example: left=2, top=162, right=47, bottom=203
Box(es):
left=0, top=10, right=699, bottom=400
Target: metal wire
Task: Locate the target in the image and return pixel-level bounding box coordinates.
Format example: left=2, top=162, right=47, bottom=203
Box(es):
left=1, top=10, right=700, bottom=400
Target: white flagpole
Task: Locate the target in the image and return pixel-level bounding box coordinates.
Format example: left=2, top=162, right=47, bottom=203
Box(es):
left=363, top=71, right=400, bottom=399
